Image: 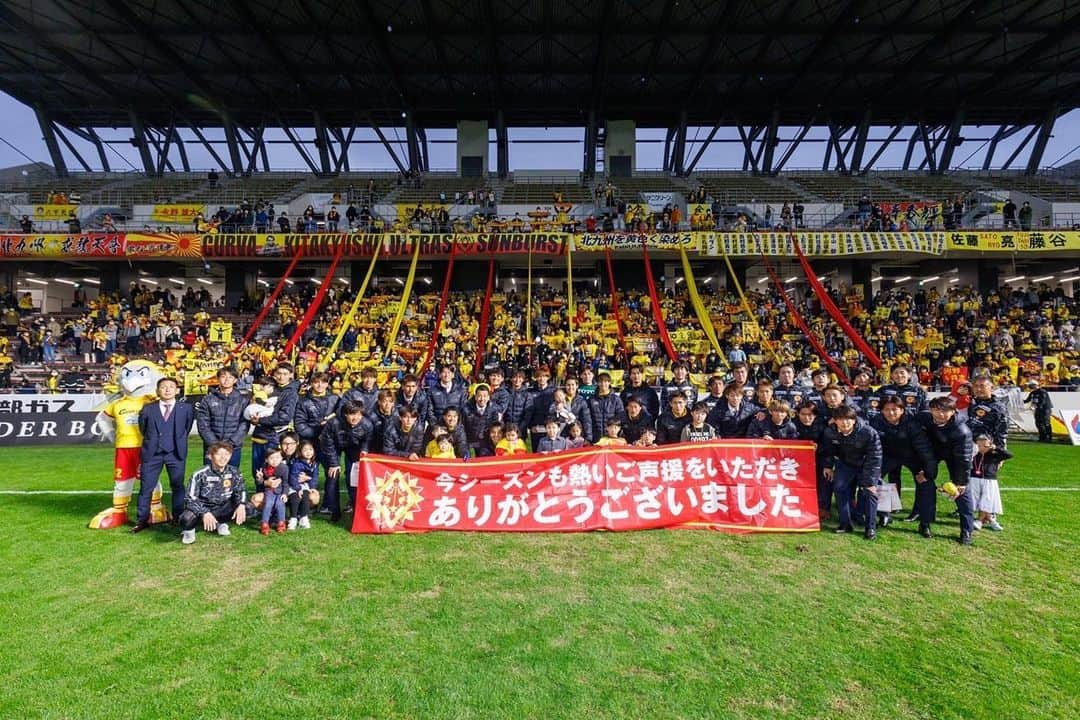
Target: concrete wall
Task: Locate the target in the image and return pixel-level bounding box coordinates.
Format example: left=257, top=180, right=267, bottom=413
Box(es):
left=457, top=120, right=489, bottom=177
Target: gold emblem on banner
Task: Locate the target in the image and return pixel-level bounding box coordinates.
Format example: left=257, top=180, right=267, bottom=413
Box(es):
left=366, top=470, right=424, bottom=529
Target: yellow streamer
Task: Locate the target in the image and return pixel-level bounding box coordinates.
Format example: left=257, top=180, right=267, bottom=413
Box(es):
left=321, top=236, right=382, bottom=365
left=565, top=248, right=575, bottom=349
left=679, top=248, right=727, bottom=367
left=385, top=239, right=421, bottom=353
left=721, top=250, right=778, bottom=365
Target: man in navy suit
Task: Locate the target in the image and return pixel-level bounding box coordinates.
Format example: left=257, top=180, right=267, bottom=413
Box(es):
left=132, top=377, right=195, bottom=532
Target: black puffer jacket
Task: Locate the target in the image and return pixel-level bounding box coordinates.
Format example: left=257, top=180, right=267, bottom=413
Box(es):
left=195, top=387, right=250, bottom=449
left=918, top=411, right=973, bottom=482
left=294, top=391, right=339, bottom=443
left=822, top=419, right=882, bottom=485
left=707, top=401, right=757, bottom=438
left=589, top=392, right=625, bottom=442
left=252, top=380, right=300, bottom=442
left=656, top=411, right=692, bottom=445
left=870, top=413, right=935, bottom=475
left=621, top=410, right=655, bottom=444
left=382, top=420, right=426, bottom=458
left=502, top=386, right=534, bottom=436
left=427, top=382, right=468, bottom=426
left=319, top=415, right=374, bottom=467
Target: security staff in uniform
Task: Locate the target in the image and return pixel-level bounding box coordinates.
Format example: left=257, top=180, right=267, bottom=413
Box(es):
left=1024, top=379, right=1053, bottom=443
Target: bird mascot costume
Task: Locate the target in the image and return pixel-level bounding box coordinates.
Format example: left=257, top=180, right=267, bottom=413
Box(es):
left=89, top=359, right=166, bottom=529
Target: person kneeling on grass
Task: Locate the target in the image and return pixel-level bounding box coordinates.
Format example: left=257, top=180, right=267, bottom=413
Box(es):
left=179, top=441, right=252, bottom=545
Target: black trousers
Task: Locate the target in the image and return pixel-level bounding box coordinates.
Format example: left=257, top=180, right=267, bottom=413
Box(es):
left=138, top=451, right=187, bottom=522
left=288, top=490, right=313, bottom=518
left=178, top=502, right=252, bottom=531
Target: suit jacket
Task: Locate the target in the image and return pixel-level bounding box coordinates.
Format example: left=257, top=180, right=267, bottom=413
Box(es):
left=139, top=400, right=195, bottom=462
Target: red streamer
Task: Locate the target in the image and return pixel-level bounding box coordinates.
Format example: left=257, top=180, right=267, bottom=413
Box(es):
left=761, top=253, right=849, bottom=383
left=604, top=248, right=626, bottom=349
left=283, top=243, right=345, bottom=355
left=226, top=245, right=304, bottom=363
left=791, top=235, right=882, bottom=368
left=641, top=243, right=678, bottom=362
left=419, top=238, right=457, bottom=376
left=473, top=256, right=496, bottom=380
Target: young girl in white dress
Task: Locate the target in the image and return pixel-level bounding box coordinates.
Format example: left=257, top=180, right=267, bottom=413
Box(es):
left=970, top=434, right=1010, bottom=532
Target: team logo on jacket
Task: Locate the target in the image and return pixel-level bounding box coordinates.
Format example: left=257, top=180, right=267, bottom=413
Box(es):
left=975, top=408, right=986, bottom=417
left=366, top=470, right=424, bottom=530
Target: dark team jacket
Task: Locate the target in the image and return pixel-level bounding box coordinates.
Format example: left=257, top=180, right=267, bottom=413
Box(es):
left=620, top=383, right=660, bottom=420
left=795, top=417, right=832, bottom=468
left=880, top=382, right=929, bottom=415
left=382, top=420, right=426, bottom=458
left=870, top=413, right=936, bottom=475
left=853, top=387, right=884, bottom=419
left=427, top=382, right=469, bottom=426
left=195, top=387, right=250, bottom=449
left=656, top=411, right=692, bottom=445
left=966, top=395, right=1008, bottom=447
left=318, top=415, right=374, bottom=467
left=660, top=381, right=698, bottom=409
left=773, top=383, right=807, bottom=410
left=339, top=385, right=380, bottom=416
left=621, top=411, right=656, bottom=444
left=488, top=385, right=511, bottom=418
left=368, top=407, right=398, bottom=457
left=565, top=394, right=594, bottom=442
left=747, top=416, right=798, bottom=439
left=394, top=389, right=430, bottom=424
left=707, top=401, right=757, bottom=438
left=185, top=463, right=246, bottom=515
left=918, top=412, right=973, bottom=483
left=822, top=420, right=883, bottom=485
left=526, top=385, right=557, bottom=432
left=252, top=380, right=300, bottom=443
left=502, top=386, right=535, bottom=435
left=589, top=392, right=625, bottom=443
left=462, top=400, right=501, bottom=448
left=294, top=391, right=340, bottom=443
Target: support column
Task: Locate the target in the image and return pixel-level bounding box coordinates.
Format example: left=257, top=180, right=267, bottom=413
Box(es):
left=724, top=259, right=748, bottom=292
left=224, top=265, right=256, bottom=311
left=1025, top=105, right=1058, bottom=176
left=35, top=106, right=69, bottom=178
left=937, top=110, right=965, bottom=174
left=977, top=260, right=1000, bottom=296
left=350, top=261, right=368, bottom=289
left=314, top=111, right=333, bottom=176
left=0, top=268, right=15, bottom=295
left=222, top=115, right=244, bottom=176
left=495, top=111, right=509, bottom=179
left=760, top=109, right=779, bottom=174
left=673, top=110, right=688, bottom=176
left=850, top=260, right=874, bottom=309
left=583, top=110, right=597, bottom=178
left=849, top=110, right=871, bottom=174
left=127, top=110, right=157, bottom=176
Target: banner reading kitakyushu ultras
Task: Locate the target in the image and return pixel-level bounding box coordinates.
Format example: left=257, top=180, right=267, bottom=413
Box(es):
left=351, top=440, right=819, bottom=534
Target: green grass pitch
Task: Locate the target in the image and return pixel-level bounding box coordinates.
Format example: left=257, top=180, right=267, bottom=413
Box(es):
left=0, top=440, right=1077, bottom=719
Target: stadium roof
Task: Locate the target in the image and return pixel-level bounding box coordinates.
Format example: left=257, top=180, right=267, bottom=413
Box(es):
left=1, top=0, right=1078, bottom=131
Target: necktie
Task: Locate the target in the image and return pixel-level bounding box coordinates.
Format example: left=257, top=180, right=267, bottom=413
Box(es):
left=163, top=403, right=173, bottom=422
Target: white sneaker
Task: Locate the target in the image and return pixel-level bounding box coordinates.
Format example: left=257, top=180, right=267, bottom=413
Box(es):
left=287, top=517, right=298, bottom=531
left=972, top=520, right=983, bottom=531
left=181, top=529, right=196, bottom=544
left=298, top=516, right=311, bottom=529
left=216, top=523, right=230, bottom=536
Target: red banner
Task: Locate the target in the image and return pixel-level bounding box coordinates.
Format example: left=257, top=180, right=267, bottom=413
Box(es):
left=351, top=440, right=819, bottom=534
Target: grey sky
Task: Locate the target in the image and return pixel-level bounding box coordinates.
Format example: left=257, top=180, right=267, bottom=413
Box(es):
left=1, top=91, right=1077, bottom=174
